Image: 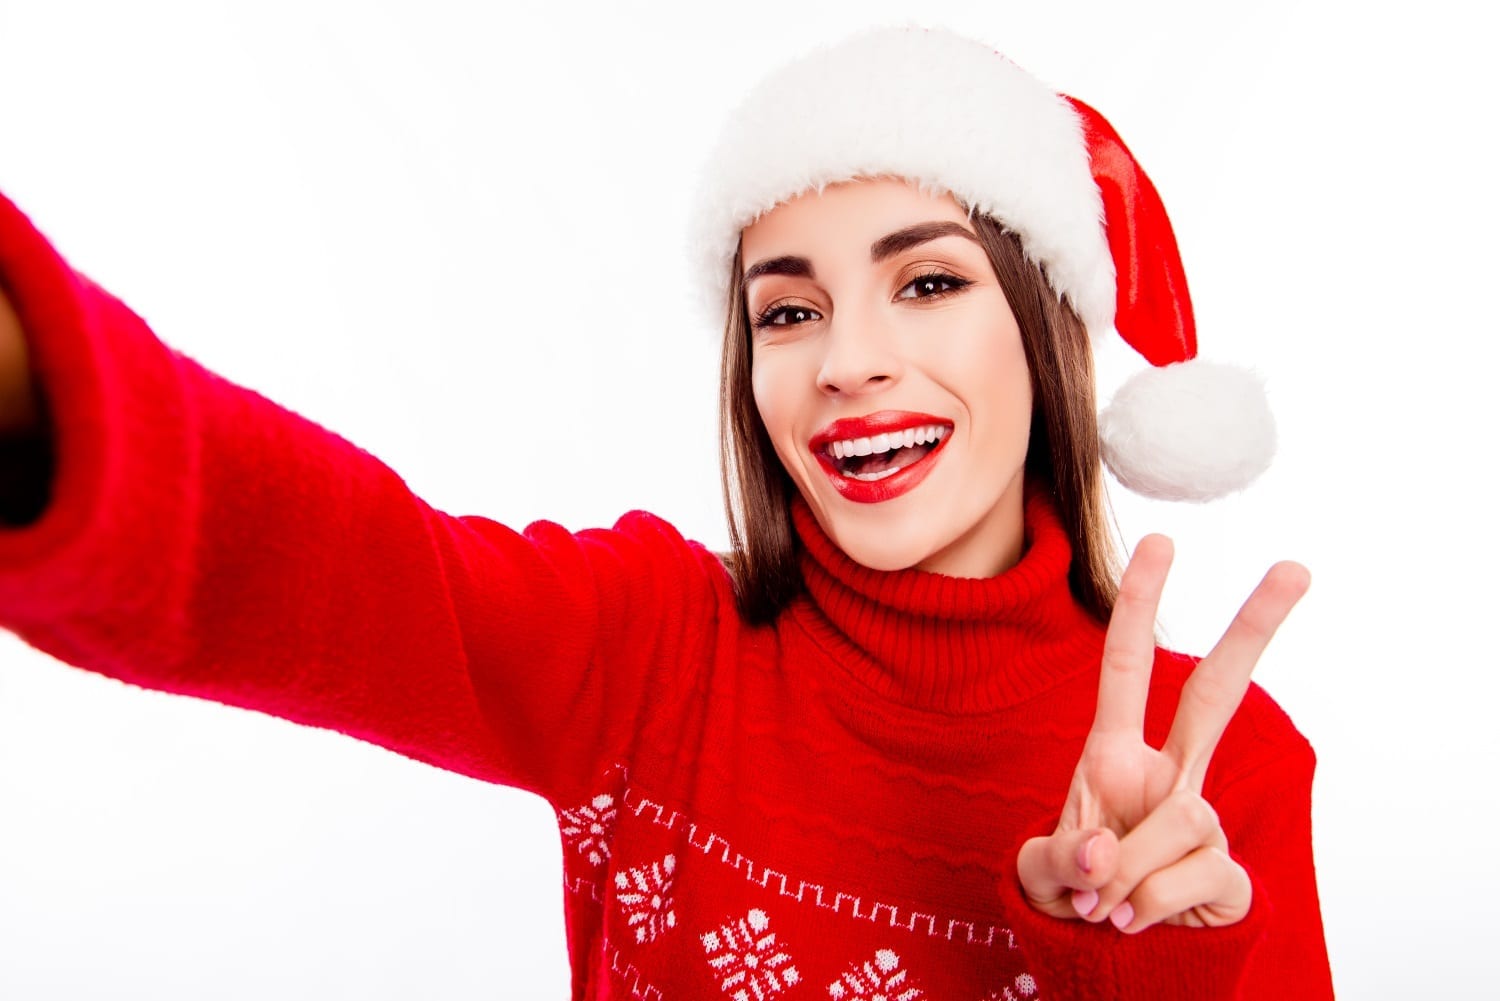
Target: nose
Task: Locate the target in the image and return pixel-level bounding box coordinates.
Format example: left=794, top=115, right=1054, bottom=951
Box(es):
left=815, top=311, right=902, bottom=397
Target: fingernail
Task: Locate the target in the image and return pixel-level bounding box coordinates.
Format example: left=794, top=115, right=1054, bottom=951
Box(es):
left=1077, top=833, right=1099, bottom=875
left=1071, top=889, right=1098, bottom=917
left=1109, top=902, right=1134, bottom=931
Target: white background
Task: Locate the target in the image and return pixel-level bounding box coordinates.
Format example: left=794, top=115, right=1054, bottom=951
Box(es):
left=0, top=0, right=1493, bottom=996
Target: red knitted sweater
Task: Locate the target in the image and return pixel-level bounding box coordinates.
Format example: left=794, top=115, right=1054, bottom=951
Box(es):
left=0, top=192, right=1333, bottom=1000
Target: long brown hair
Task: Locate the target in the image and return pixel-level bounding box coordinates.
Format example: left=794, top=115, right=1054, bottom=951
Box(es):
left=718, top=211, right=1121, bottom=625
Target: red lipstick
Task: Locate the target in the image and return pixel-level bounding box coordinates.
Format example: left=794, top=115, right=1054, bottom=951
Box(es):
left=809, top=410, right=954, bottom=504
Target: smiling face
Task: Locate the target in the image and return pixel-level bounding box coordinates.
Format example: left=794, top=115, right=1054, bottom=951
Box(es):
left=742, top=177, right=1034, bottom=577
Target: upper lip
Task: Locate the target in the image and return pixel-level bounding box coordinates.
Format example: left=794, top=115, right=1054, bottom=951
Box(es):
left=809, top=410, right=954, bottom=451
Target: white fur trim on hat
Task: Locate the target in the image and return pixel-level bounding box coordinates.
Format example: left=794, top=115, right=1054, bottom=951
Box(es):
left=688, top=26, right=1115, bottom=337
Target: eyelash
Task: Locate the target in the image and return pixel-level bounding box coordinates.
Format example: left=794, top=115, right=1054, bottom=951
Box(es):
left=751, top=270, right=973, bottom=330
left=899, top=269, right=973, bottom=301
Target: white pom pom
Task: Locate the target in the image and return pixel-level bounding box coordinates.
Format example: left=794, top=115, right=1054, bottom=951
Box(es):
left=1098, top=359, right=1276, bottom=502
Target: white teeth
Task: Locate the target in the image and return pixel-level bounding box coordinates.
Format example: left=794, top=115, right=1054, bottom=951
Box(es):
left=823, top=423, right=950, bottom=461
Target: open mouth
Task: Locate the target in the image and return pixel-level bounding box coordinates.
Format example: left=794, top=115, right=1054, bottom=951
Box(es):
left=824, top=424, right=950, bottom=481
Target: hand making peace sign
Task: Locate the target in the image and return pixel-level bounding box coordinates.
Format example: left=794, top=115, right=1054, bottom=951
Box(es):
left=1016, top=534, right=1312, bottom=934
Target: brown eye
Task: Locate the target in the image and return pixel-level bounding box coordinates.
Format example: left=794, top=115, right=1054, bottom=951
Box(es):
left=897, top=272, right=971, bottom=300
left=755, top=304, right=822, bottom=328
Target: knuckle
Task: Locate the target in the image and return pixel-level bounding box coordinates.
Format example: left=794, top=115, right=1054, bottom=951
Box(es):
left=1099, top=646, right=1137, bottom=675
left=1235, top=598, right=1282, bottom=641
left=1098, top=876, right=1130, bottom=907
left=1131, top=877, right=1170, bottom=920
left=1184, top=671, right=1235, bottom=717
left=1104, top=848, right=1139, bottom=891
left=1167, top=790, right=1219, bottom=840
left=1044, top=831, right=1071, bottom=862
left=1187, top=795, right=1221, bottom=839
left=1116, top=576, right=1159, bottom=608
left=1221, top=851, right=1252, bottom=902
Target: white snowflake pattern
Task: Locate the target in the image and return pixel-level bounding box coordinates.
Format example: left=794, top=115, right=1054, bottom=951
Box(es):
left=984, top=972, right=1039, bottom=1000
left=615, top=853, right=678, bottom=944
left=827, top=948, right=924, bottom=1000
left=700, top=907, right=801, bottom=1000
left=559, top=793, right=617, bottom=867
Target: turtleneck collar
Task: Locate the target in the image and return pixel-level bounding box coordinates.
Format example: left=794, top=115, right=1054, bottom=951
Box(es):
left=787, top=478, right=1108, bottom=714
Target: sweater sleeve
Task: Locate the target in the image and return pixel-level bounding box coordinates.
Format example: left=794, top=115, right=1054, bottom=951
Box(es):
left=0, top=190, right=726, bottom=806
left=993, top=682, right=1334, bottom=999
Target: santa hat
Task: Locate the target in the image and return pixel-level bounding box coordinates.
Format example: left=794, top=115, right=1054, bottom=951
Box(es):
left=688, top=26, right=1275, bottom=502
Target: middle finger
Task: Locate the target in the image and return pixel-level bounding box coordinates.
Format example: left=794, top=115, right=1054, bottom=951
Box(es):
left=1165, top=560, right=1311, bottom=789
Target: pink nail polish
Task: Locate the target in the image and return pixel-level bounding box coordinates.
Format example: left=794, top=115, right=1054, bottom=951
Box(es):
left=1077, top=833, right=1099, bottom=875
left=1109, top=902, right=1135, bottom=931
left=1071, top=889, right=1098, bottom=917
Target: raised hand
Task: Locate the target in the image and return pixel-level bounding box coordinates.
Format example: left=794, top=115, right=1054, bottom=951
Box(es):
left=1015, top=534, right=1311, bottom=933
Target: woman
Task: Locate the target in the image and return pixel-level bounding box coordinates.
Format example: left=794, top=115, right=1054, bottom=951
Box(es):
left=0, top=26, right=1330, bottom=1000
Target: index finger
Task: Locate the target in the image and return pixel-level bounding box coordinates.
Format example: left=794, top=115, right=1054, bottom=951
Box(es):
left=1166, top=560, right=1312, bottom=789
left=1092, top=534, right=1174, bottom=738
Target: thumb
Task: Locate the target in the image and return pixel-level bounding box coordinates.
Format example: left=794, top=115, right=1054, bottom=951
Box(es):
left=1013, top=827, right=1119, bottom=920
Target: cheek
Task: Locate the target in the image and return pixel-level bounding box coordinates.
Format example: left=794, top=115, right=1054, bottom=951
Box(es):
left=750, top=352, right=799, bottom=461
left=993, top=335, right=1034, bottom=433
left=749, top=357, right=777, bottom=435
left=951, top=311, right=1033, bottom=442
left=998, top=331, right=1033, bottom=414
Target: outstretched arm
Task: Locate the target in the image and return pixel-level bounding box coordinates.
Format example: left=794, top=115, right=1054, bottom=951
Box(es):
left=0, top=190, right=724, bottom=806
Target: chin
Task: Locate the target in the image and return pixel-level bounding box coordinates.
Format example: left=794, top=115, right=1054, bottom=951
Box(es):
left=826, top=523, right=943, bottom=574
left=804, top=484, right=965, bottom=574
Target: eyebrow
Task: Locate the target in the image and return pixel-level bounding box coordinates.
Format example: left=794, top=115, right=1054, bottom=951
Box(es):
left=742, top=220, right=982, bottom=285
left=870, top=221, right=982, bottom=263
left=743, top=255, right=815, bottom=286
